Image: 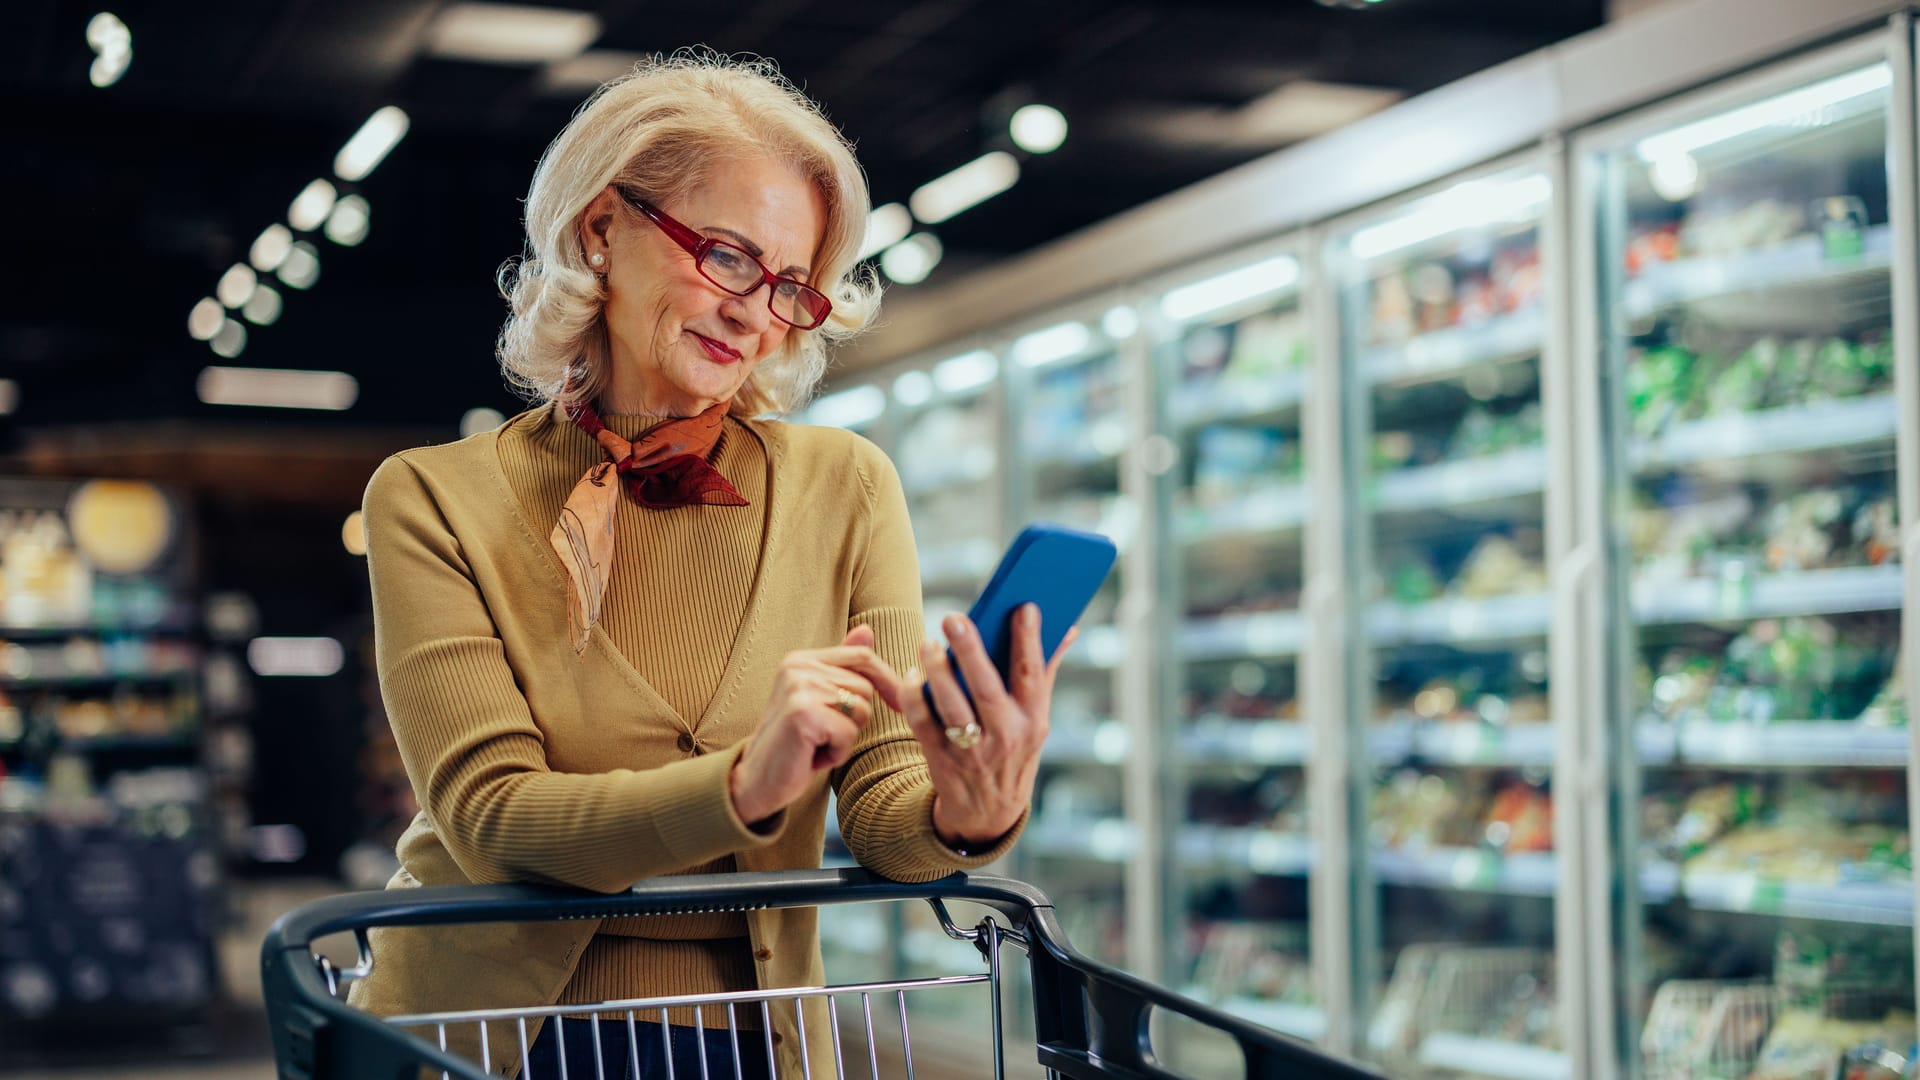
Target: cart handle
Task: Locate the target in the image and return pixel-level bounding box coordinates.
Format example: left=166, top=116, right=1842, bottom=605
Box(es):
left=266, top=866, right=1050, bottom=951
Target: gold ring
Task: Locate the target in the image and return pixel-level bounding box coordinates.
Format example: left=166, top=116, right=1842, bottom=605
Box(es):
left=944, top=721, right=982, bottom=750
left=832, top=688, right=859, bottom=718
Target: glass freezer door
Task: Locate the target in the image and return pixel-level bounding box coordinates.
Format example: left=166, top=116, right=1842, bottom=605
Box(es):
left=1332, top=164, right=1567, bottom=1080
left=1151, top=247, right=1320, bottom=1043
left=1588, top=51, right=1911, bottom=1080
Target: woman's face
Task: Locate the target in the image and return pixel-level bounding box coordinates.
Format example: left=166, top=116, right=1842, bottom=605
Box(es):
left=586, top=154, right=826, bottom=416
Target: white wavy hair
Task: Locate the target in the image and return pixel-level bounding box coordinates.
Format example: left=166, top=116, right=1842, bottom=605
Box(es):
left=496, top=49, right=881, bottom=417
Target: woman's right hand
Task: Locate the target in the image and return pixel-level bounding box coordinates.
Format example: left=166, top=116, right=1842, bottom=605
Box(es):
left=729, top=624, right=905, bottom=826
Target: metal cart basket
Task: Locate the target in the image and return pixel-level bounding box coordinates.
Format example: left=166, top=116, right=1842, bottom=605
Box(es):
left=262, top=867, right=1382, bottom=1080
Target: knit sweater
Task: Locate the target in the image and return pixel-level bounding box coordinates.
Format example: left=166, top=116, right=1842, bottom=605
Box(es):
left=347, top=403, right=1023, bottom=1078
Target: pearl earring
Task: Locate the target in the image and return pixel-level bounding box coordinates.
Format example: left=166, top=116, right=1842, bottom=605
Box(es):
left=590, top=252, right=605, bottom=267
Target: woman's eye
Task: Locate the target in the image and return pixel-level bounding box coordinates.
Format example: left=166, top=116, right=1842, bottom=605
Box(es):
left=706, top=247, right=748, bottom=272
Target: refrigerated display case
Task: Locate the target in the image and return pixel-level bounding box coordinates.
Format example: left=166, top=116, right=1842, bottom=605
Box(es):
left=1144, top=241, right=1324, bottom=1043
left=1579, top=37, right=1915, bottom=1080
left=1328, top=162, right=1567, bottom=1080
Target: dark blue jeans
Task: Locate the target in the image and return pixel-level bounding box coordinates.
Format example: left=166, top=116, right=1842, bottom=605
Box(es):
left=527, top=1015, right=774, bottom=1079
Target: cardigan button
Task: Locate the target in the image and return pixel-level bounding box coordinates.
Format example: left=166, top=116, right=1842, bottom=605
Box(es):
left=676, top=732, right=695, bottom=753
left=755, top=946, right=773, bottom=961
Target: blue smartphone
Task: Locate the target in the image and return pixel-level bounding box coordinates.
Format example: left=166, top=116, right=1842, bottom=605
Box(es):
left=924, top=523, right=1119, bottom=718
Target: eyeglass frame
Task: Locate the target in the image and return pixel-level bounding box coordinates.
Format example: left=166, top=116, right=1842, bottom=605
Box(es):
left=617, top=190, right=833, bottom=331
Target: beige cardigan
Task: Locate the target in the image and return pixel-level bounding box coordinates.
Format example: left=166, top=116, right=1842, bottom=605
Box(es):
left=347, top=406, right=1021, bottom=1077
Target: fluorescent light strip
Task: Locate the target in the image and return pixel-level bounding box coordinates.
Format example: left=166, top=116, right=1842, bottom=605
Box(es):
left=1349, top=174, right=1551, bottom=261
left=859, top=203, right=913, bottom=261
left=1636, top=65, right=1890, bottom=162
left=1159, top=255, right=1301, bottom=322
left=247, top=637, right=344, bottom=677
left=892, top=370, right=933, bottom=407
left=288, top=179, right=338, bottom=232
left=425, top=3, right=600, bottom=64
left=910, top=152, right=1020, bottom=224
left=932, top=349, right=998, bottom=393
left=335, top=106, right=410, bottom=182
left=198, top=366, right=359, bottom=410
left=808, top=385, right=886, bottom=429
left=1012, top=321, right=1091, bottom=368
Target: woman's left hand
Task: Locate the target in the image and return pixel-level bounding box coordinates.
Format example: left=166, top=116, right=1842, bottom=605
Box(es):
left=905, top=603, right=1078, bottom=850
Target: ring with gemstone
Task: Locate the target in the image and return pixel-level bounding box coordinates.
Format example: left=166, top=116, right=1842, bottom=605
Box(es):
left=832, top=688, right=859, bottom=718
left=944, top=721, right=982, bottom=750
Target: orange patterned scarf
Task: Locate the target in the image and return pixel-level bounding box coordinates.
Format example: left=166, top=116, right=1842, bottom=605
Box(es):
left=550, top=399, right=748, bottom=653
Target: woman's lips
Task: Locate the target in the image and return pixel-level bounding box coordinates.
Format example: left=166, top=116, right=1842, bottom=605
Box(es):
left=692, top=332, right=742, bottom=364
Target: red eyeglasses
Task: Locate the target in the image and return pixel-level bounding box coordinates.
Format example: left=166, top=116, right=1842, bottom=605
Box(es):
left=621, top=191, right=833, bottom=331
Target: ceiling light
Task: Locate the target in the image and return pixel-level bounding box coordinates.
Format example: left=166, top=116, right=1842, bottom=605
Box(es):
left=1010, top=104, right=1068, bottom=154
left=859, top=203, right=913, bottom=261
left=325, top=195, right=371, bottom=246
left=910, top=152, right=1020, bottom=224
left=250, top=224, right=293, bottom=272
left=334, top=106, right=410, bottom=182
left=187, top=298, right=224, bottom=341
left=86, top=13, right=130, bottom=88
left=278, top=242, right=321, bottom=289
left=932, top=349, right=998, bottom=393
left=892, top=370, right=933, bottom=407
left=0, top=380, right=16, bottom=417
left=460, top=406, right=506, bottom=437
left=1101, top=305, right=1140, bottom=340
left=216, top=264, right=257, bottom=308
left=1348, top=173, right=1551, bottom=261
left=341, top=512, right=367, bottom=557
left=246, top=637, right=344, bottom=677
left=1012, top=320, right=1091, bottom=368
left=807, top=385, right=886, bottom=429
left=241, top=284, right=282, bottom=326
left=1635, top=65, right=1890, bottom=162
left=425, top=3, right=601, bottom=64
left=197, top=366, right=359, bottom=410
left=879, top=233, right=943, bottom=285
left=1160, top=254, right=1302, bottom=321
left=209, top=320, right=248, bottom=359
left=288, top=179, right=338, bottom=232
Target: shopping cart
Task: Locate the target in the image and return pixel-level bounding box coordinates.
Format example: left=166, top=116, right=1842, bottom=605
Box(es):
left=262, top=866, right=1383, bottom=1080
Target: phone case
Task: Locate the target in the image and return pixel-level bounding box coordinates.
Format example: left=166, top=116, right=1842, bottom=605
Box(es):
left=930, top=523, right=1118, bottom=715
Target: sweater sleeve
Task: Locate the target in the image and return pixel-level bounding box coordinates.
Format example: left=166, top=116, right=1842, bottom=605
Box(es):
left=831, top=439, right=1026, bottom=881
left=364, top=454, right=785, bottom=894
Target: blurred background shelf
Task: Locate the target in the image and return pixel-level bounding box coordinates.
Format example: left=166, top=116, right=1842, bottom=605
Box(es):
left=1640, top=863, right=1913, bottom=926
left=1372, top=446, right=1547, bottom=516
left=1417, top=1033, right=1573, bottom=1080
left=1639, top=722, right=1909, bottom=767
left=1180, top=610, right=1307, bottom=660
left=1359, top=309, right=1546, bottom=386
left=1372, top=848, right=1558, bottom=897
left=1171, top=372, right=1309, bottom=429
left=1631, top=564, right=1903, bottom=625
left=1176, top=485, right=1310, bottom=544
left=1619, top=225, right=1894, bottom=317
left=1367, top=593, right=1553, bottom=647
left=1629, top=393, right=1899, bottom=471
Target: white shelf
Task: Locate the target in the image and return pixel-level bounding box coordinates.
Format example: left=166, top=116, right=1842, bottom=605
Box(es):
left=1172, top=371, right=1310, bottom=428
left=1025, top=816, right=1136, bottom=862
left=1044, top=721, right=1129, bottom=766
left=918, top=539, right=998, bottom=590
left=1181, top=610, right=1307, bottom=660
left=1641, top=862, right=1913, bottom=926
left=1359, top=309, right=1545, bottom=386
left=1638, top=721, right=1910, bottom=767
left=1368, top=592, right=1553, bottom=647
left=1373, top=446, right=1547, bottom=516
left=1375, top=721, right=1558, bottom=767
left=1177, top=485, right=1310, bottom=543
left=1184, top=826, right=1315, bottom=876
left=1632, top=564, right=1904, bottom=625
left=1181, top=720, right=1310, bottom=766
left=1372, top=847, right=1558, bottom=896
left=1630, top=394, right=1898, bottom=472
left=901, top=451, right=995, bottom=497
left=1418, top=1034, right=1572, bottom=1080
left=1218, top=998, right=1327, bottom=1042
left=1061, top=624, right=1125, bottom=670
left=1621, top=225, right=1894, bottom=316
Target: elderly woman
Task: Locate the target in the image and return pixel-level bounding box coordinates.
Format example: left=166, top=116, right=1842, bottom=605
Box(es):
left=347, top=52, right=1070, bottom=1080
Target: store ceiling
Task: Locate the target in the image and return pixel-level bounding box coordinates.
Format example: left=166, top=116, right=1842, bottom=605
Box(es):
left=0, top=0, right=1604, bottom=496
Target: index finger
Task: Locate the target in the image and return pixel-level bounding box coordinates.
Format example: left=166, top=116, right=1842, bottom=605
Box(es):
left=813, top=645, right=907, bottom=712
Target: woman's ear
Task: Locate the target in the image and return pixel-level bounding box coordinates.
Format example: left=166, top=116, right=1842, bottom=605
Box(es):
left=577, top=186, right=622, bottom=266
